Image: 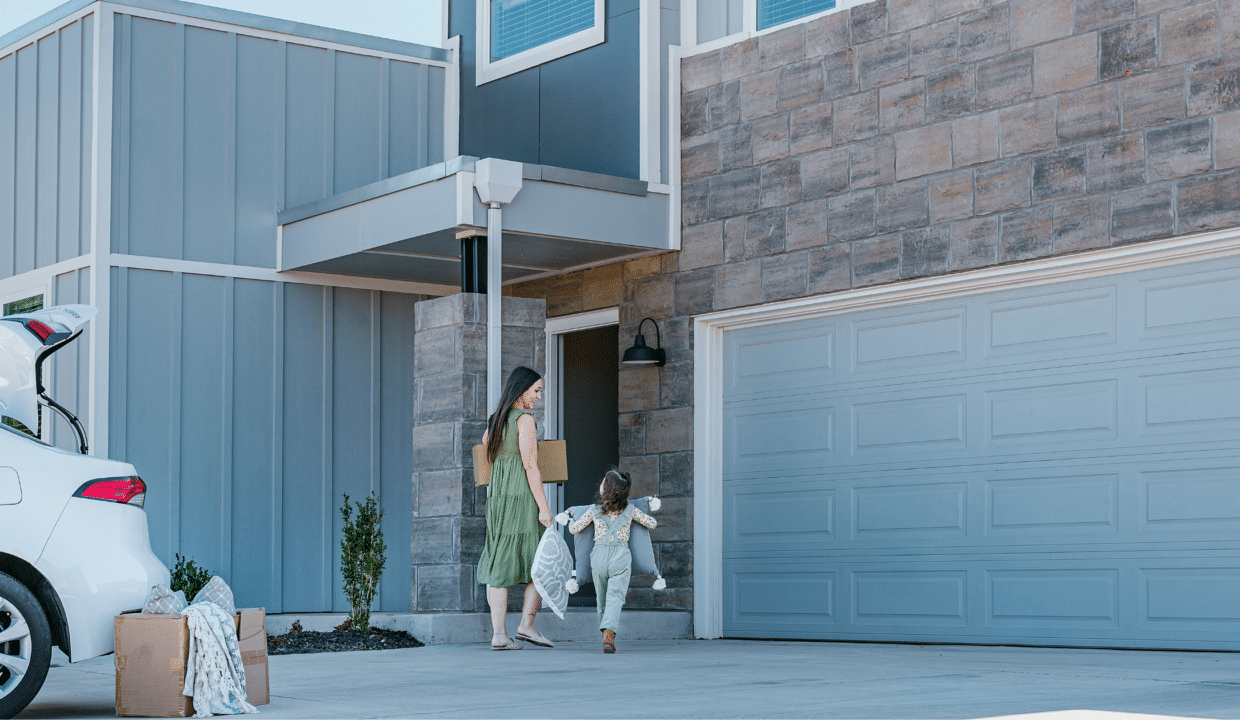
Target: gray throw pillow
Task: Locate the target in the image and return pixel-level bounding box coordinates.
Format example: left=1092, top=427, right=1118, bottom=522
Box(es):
left=566, top=496, right=661, bottom=588
left=142, top=585, right=187, bottom=614
left=192, top=576, right=236, bottom=616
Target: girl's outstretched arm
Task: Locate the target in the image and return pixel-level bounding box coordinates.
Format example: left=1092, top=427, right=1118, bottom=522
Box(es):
left=569, top=507, right=595, bottom=534
left=632, top=507, right=657, bottom=529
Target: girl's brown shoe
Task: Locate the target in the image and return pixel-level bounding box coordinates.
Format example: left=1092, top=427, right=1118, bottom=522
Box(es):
left=602, top=629, right=616, bottom=653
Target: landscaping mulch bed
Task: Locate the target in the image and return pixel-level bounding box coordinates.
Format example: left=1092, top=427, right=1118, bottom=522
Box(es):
left=267, top=622, right=424, bottom=655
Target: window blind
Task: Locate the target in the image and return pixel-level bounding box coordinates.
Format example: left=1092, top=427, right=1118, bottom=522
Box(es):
left=757, top=0, right=834, bottom=31
left=491, top=0, right=595, bottom=61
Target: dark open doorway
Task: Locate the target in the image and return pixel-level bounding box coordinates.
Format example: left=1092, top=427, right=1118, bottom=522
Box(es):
left=560, top=324, right=619, bottom=606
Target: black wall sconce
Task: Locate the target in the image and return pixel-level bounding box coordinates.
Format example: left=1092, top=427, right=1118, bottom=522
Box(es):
left=622, top=317, right=666, bottom=367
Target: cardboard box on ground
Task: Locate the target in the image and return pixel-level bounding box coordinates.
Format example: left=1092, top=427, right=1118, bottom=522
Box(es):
left=114, top=608, right=269, bottom=718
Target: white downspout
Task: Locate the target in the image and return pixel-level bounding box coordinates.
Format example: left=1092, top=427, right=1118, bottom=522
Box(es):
left=473, top=159, right=524, bottom=413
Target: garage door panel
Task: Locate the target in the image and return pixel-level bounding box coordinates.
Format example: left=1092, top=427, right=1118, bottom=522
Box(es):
left=986, top=287, right=1118, bottom=357
left=1140, top=566, right=1240, bottom=628
left=851, top=481, right=967, bottom=540
left=724, top=482, right=835, bottom=552
left=725, top=399, right=835, bottom=473
left=1141, top=367, right=1240, bottom=433
left=985, top=380, right=1118, bottom=445
left=1140, top=466, right=1240, bottom=533
left=724, top=563, right=836, bottom=634
left=1141, top=268, right=1240, bottom=338
left=851, top=307, right=966, bottom=374
left=852, top=570, right=969, bottom=627
left=851, top=394, right=967, bottom=455
left=986, top=569, right=1120, bottom=630
left=724, top=319, right=835, bottom=396
left=986, top=474, right=1119, bottom=536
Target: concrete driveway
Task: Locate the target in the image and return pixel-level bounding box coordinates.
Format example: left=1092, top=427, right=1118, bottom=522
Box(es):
left=18, top=639, right=1240, bottom=719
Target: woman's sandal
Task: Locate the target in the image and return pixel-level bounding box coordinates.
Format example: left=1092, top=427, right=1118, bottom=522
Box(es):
left=602, top=629, right=616, bottom=654
left=491, top=634, right=523, bottom=650
left=515, top=632, right=554, bottom=648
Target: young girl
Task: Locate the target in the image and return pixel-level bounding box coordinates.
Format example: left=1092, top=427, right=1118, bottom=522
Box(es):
left=568, top=470, right=657, bottom=653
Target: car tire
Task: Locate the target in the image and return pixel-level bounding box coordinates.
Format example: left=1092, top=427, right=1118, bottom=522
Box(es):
left=0, top=572, right=51, bottom=720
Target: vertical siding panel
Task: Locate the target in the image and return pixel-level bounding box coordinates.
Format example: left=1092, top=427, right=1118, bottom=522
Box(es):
left=332, top=51, right=382, bottom=195
left=0, top=53, right=15, bottom=280
left=379, top=291, right=415, bottom=611
left=324, top=50, right=334, bottom=198
left=282, top=283, right=329, bottom=611
left=168, top=272, right=183, bottom=557
left=321, top=286, right=334, bottom=609
left=386, top=60, right=423, bottom=177
left=379, top=60, right=389, bottom=180
left=79, top=13, right=92, bottom=258
left=234, top=35, right=276, bottom=269
left=123, top=269, right=175, bottom=563
left=58, top=21, right=82, bottom=264
left=77, top=267, right=90, bottom=446
left=109, top=267, right=127, bottom=462
left=283, top=43, right=328, bottom=209
left=223, top=34, right=236, bottom=266
left=15, top=44, right=37, bottom=274
left=426, top=65, right=445, bottom=165
left=126, top=17, right=179, bottom=259
left=230, top=278, right=277, bottom=609
left=270, top=281, right=284, bottom=612
left=274, top=41, right=284, bottom=213
left=221, top=278, right=235, bottom=579
left=179, top=274, right=226, bottom=576
left=111, top=15, right=129, bottom=255
left=330, top=287, right=375, bottom=610
left=182, top=26, right=229, bottom=264
left=36, top=32, right=59, bottom=269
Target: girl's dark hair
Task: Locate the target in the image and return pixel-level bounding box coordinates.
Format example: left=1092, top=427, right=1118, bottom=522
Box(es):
left=485, top=366, right=542, bottom=462
left=597, top=469, right=631, bottom=515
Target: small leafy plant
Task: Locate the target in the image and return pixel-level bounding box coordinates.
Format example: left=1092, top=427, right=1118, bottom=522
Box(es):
left=170, top=553, right=213, bottom=600
left=340, top=492, right=386, bottom=633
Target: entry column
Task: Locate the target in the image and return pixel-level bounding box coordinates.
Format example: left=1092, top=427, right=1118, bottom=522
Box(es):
left=409, top=292, right=546, bottom=611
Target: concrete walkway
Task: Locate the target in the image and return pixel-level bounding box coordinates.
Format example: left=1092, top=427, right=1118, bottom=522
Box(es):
left=19, top=639, right=1240, bottom=719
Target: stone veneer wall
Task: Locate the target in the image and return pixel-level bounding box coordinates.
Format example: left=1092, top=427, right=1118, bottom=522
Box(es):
left=511, top=0, right=1240, bottom=613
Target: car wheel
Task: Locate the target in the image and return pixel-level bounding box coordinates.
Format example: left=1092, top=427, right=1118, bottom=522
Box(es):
left=0, top=572, right=51, bottom=720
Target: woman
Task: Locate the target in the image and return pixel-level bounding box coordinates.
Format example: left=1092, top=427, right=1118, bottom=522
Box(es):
left=477, top=366, right=554, bottom=650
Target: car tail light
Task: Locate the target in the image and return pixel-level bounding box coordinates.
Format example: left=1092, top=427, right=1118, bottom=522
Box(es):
left=23, top=320, right=69, bottom=345
left=73, top=476, right=146, bottom=508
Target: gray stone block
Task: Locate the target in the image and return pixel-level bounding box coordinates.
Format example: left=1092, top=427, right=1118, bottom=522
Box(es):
left=682, top=49, right=721, bottom=93
left=720, top=123, right=754, bottom=172
left=634, top=275, right=675, bottom=318
left=656, top=541, right=693, bottom=584
left=681, top=88, right=710, bottom=137
left=1162, top=3, right=1221, bottom=66
left=709, top=167, right=762, bottom=220
left=925, top=67, right=974, bottom=124
left=415, top=293, right=468, bottom=332
left=649, top=495, right=693, bottom=542
left=829, top=189, right=877, bottom=242
left=950, top=216, right=999, bottom=270
left=778, top=59, right=824, bottom=110
left=889, top=0, right=934, bottom=33
left=1058, top=85, right=1121, bottom=143
left=722, top=38, right=759, bottom=82
left=1176, top=170, right=1240, bottom=233
left=976, top=51, right=1034, bottom=112
left=1122, top=68, right=1186, bottom=131
left=802, top=147, right=850, bottom=199
left=545, top=273, right=584, bottom=317
left=787, top=198, right=831, bottom=251
left=1000, top=99, right=1056, bottom=157
left=459, top=516, right=486, bottom=565
left=741, top=70, right=779, bottom=122
left=1034, top=33, right=1098, bottom=97
left=1031, top=146, right=1087, bottom=203
left=833, top=90, right=879, bottom=143
left=937, top=0, right=988, bottom=20
left=1112, top=183, right=1174, bottom=243
left=852, top=233, right=901, bottom=287
left=415, top=564, right=474, bottom=612
left=858, top=35, right=909, bottom=90
left=790, top=104, right=834, bottom=155
left=460, top=325, right=488, bottom=375
left=761, top=157, right=802, bottom=208
left=1216, top=109, right=1240, bottom=169
left=895, top=122, right=952, bottom=180
left=682, top=131, right=721, bottom=181
left=850, top=135, right=897, bottom=189
left=1225, top=0, right=1240, bottom=52
left=1011, top=0, right=1073, bottom=51
left=910, top=20, right=959, bottom=78
left=660, top=452, right=694, bottom=496
left=960, top=5, right=1010, bottom=63
left=417, top=374, right=473, bottom=425
left=1053, top=195, right=1111, bottom=254
left=953, top=111, right=999, bottom=167
left=806, top=10, right=850, bottom=57
left=1086, top=133, right=1145, bottom=192
left=412, top=422, right=457, bottom=473
left=1146, top=118, right=1212, bottom=181
left=760, top=23, right=805, bottom=71
left=1075, top=0, right=1136, bottom=32
left=660, top=360, right=694, bottom=407
left=851, top=0, right=887, bottom=44
left=752, top=114, right=791, bottom=165
left=762, top=251, right=810, bottom=301
left=976, top=157, right=1032, bottom=215
left=646, top=407, right=693, bottom=453
left=1189, top=54, right=1240, bottom=118
left=745, top=207, right=788, bottom=257
left=675, top=268, right=716, bottom=316
left=500, top=297, right=547, bottom=329
left=709, top=80, right=742, bottom=130
left=1100, top=18, right=1157, bottom=81
left=620, top=412, right=647, bottom=456
left=620, top=365, right=661, bottom=413
left=714, top=259, right=763, bottom=309
left=929, top=169, right=975, bottom=223
left=411, top=517, right=458, bottom=564
left=877, top=179, right=928, bottom=232
left=416, top=469, right=469, bottom=518
left=683, top=178, right=710, bottom=226
left=809, top=242, right=852, bottom=294
left=880, top=78, right=926, bottom=133
left=724, top=216, right=747, bottom=262
left=680, top=221, right=725, bottom=272
left=1000, top=205, right=1054, bottom=262
left=621, top=455, right=660, bottom=497
left=822, top=48, right=860, bottom=99
left=900, top=226, right=950, bottom=279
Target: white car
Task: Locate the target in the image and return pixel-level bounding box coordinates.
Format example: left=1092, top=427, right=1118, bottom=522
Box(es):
left=0, top=305, right=168, bottom=718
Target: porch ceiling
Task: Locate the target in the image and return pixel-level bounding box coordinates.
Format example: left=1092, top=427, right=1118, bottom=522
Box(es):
left=277, top=157, right=671, bottom=288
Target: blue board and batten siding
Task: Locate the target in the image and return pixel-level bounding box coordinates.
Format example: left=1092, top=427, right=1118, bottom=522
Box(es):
left=109, top=11, right=445, bottom=264
left=722, top=255, right=1240, bottom=649
left=0, top=13, right=95, bottom=282
left=110, top=268, right=421, bottom=613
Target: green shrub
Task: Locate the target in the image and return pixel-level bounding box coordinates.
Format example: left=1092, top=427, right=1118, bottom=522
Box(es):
left=170, top=553, right=213, bottom=600
left=340, top=492, right=386, bottom=633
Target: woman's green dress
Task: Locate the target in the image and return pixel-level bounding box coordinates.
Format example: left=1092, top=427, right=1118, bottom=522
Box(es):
left=476, top=409, right=542, bottom=587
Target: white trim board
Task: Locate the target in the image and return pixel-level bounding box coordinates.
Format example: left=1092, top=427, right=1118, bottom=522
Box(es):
left=690, top=226, right=1240, bottom=639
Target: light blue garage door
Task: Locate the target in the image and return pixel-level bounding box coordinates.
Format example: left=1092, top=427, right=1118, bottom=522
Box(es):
left=722, top=255, right=1240, bottom=650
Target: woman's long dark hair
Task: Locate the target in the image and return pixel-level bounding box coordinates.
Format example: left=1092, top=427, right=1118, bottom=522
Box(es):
left=597, top=469, right=631, bottom=515
left=485, top=366, right=542, bottom=462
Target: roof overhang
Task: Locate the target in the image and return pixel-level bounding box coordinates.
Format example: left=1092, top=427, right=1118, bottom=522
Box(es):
left=277, top=157, right=672, bottom=290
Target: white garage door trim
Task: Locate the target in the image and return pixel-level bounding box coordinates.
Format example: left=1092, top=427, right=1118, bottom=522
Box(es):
left=691, top=227, right=1240, bottom=640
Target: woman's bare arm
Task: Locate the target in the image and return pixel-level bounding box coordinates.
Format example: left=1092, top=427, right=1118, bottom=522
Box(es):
left=517, top=414, right=552, bottom=527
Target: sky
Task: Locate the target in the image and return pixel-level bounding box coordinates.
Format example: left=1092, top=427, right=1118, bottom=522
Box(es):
left=0, top=0, right=443, bottom=47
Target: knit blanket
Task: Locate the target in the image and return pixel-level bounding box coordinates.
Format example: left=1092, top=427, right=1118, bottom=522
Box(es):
left=181, top=602, right=258, bottom=717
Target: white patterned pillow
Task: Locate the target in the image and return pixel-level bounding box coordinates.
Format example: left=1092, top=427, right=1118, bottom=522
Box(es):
left=192, top=576, right=236, bottom=616
left=530, top=527, right=573, bottom=619
left=142, top=585, right=187, bottom=615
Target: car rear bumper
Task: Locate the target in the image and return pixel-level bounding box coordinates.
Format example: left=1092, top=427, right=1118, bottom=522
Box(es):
left=36, top=499, right=169, bottom=662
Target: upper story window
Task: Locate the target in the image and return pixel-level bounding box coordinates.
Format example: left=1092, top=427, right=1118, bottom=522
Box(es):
left=693, top=0, right=860, bottom=50
left=477, top=0, right=606, bottom=85
left=757, top=0, right=834, bottom=31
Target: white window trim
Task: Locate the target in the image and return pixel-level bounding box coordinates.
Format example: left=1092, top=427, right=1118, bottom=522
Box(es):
left=691, top=226, right=1240, bottom=640
left=681, top=0, right=869, bottom=57
left=475, top=0, right=606, bottom=85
